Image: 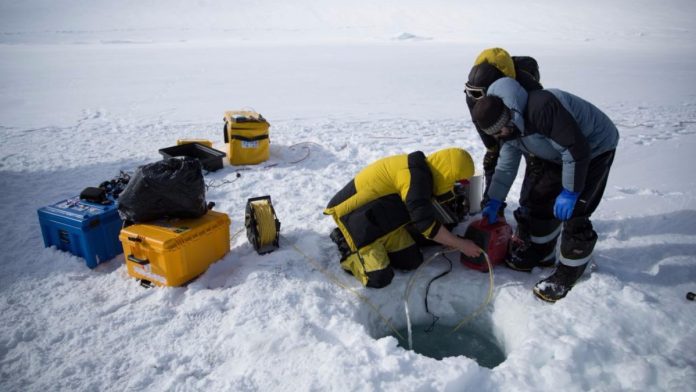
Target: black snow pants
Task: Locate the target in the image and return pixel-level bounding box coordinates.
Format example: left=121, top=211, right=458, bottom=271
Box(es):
left=515, top=150, right=616, bottom=267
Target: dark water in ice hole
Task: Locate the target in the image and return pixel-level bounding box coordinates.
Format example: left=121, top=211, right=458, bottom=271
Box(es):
left=391, top=323, right=506, bottom=368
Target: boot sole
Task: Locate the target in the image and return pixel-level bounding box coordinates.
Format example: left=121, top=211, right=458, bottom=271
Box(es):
left=504, top=258, right=555, bottom=273
left=532, top=286, right=563, bottom=302
left=532, top=259, right=594, bottom=302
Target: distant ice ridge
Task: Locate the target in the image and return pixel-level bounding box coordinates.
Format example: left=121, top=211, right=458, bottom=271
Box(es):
left=1, top=0, right=695, bottom=46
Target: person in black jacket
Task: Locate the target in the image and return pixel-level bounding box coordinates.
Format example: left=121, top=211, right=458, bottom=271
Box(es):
left=464, top=48, right=551, bottom=281
left=464, top=48, right=543, bottom=207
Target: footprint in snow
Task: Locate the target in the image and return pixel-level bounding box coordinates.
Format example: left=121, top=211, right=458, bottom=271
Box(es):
left=615, top=187, right=683, bottom=197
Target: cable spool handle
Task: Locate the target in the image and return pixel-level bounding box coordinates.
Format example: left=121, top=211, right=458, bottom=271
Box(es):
left=245, top=195, right=281, bottom=254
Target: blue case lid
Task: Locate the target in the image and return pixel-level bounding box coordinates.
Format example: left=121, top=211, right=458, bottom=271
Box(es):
left=38, top=197, right=120, bottom=228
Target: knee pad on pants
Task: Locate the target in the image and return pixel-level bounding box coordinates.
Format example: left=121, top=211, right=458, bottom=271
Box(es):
left=340, top=242, right=393, bottom=288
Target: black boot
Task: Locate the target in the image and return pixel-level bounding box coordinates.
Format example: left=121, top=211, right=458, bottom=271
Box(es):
left=533, top=262, right=588, bottom=302
left=505, top=237, right=556, bottom=272
left=504, top=217, right=557, bottom=272
left=330, top=228, right=352, bottom=260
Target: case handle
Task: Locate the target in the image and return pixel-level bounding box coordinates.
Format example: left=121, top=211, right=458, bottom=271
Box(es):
left=128, top=255, right=149, bottom=266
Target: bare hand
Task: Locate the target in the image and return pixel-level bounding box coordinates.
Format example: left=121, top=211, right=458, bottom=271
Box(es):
left=459, top=238, right=482, bottom=258
left=431, top=226, right=483, bottom=258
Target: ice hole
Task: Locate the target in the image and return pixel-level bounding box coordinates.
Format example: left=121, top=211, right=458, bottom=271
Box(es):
left=364, top=265, right=507, bottom=368
left=389, top=320, right=506, bottom=368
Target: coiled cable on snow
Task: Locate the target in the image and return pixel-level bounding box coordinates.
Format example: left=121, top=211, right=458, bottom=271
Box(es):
left=245, top=196, right=280, bottom=254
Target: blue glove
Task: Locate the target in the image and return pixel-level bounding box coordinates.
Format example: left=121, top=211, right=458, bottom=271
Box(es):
left=554, top=188, right=580, bottom=221
left=481, top=198, right=502, bottom=224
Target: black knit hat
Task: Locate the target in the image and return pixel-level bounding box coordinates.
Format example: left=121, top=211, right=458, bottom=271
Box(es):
left=472, top=95, right=511, bottom=135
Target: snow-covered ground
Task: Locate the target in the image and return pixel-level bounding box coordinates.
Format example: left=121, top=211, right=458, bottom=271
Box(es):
left=1, top=1, right=695, bottom=391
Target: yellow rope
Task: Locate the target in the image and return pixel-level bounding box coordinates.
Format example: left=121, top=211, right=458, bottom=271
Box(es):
left=287, top=235, right=495, bottom=341
left=451, top=251, right=494, bottom=333
left=250, top=200, right=277, bottom=247
left=287, top=239, right=406, bottom=341
left=230, top=227, right=245, bottom=244
left=402, top=247, right=495, bottom=334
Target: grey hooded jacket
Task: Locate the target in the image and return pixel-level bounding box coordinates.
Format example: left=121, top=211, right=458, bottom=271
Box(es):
left=485, top=78, right=619, bottom=202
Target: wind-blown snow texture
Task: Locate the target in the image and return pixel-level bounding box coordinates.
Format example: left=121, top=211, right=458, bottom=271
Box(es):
left=1, top=1, right=695, bottom=391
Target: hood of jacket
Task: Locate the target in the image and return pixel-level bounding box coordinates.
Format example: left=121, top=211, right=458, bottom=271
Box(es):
left=474, top=48, right=516, bottom=80
left=426, top=148, right=474, bottom=196
left=487, top=77, right=528, bottom=133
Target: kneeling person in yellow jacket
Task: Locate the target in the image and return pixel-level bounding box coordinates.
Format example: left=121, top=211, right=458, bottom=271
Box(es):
left=324, top=147, right=482, bottom=288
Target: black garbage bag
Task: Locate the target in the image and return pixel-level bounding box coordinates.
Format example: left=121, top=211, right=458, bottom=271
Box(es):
left=98, top=171, right=131, bottom=199
left=118, top=158, right=207, bottom=222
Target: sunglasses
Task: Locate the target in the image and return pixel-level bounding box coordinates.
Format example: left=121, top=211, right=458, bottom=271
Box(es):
left=464, top=84, right=486, bottom=100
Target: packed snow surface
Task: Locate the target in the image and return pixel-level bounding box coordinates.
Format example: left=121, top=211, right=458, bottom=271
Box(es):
left=1, top=1, right=695, bottom=391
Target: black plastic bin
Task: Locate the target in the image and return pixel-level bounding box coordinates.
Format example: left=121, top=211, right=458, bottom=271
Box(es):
left=159, top=143, right=226, bottom=172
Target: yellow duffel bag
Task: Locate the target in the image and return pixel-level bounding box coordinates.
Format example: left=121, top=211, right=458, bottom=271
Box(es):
left=223, top=110, right=270, bottom=165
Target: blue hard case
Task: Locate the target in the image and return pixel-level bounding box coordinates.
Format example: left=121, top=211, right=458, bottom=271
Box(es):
left=37, top=197, right=123, bottom=268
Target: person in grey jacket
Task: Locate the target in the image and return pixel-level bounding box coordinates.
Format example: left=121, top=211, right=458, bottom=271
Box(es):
left=471, top=77, right=619, bottom=302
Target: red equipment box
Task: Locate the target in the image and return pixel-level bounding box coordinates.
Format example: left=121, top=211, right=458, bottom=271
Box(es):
left=460, top=218, right=512, bottom=272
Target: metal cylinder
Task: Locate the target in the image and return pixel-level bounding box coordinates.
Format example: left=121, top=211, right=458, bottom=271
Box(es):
left=468, top=174, right=484, bottom=214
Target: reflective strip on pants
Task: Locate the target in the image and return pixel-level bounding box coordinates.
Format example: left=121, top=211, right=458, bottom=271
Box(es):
left=530, top=225, right=561, bottom=245
left=559, top=253, right=591, bottom=267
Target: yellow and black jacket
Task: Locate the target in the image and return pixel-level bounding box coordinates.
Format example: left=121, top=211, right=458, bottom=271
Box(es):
left=323, top=148, right=474, bottom=286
